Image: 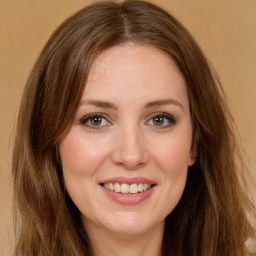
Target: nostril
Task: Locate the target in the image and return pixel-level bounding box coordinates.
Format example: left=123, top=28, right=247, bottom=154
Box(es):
left=116, top=161, right=145, bottom=170
left=110, top=134, right=149, bottom=169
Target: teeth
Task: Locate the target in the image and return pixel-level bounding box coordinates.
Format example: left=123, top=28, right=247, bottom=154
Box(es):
left=109, top=183, right=114, bottom=191
left=130, top=184, right=138, bottom=194
left=121, top=184, right=130, bottom=193
left=138, top=183, right=144, bottom=192
left=114, top=183, right=121, bottom=192
left=103, top=183, right=152, bottom=194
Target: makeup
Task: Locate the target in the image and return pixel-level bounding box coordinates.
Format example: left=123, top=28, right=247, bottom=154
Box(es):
left=100, top=176, right=156, bottom=205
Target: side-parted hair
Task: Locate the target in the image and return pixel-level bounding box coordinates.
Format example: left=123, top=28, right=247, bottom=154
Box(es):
left=12, top=1, right=256, bottom=255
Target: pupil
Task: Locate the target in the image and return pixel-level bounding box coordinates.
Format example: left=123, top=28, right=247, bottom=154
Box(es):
left=92, top=117, right=102, bottom=126
left=153, top=116, right=164, bottom=126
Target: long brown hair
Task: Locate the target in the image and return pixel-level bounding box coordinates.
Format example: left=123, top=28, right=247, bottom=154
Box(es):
left=12, top=1, right=256, bottom=255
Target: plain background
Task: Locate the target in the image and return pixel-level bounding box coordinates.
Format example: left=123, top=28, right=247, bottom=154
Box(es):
left=0, top=0, right=255, bottom=255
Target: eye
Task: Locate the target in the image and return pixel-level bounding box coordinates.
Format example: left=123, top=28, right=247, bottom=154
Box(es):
left=80, top=113, right=110, bottom=129
left=146, top=113, right=176, bottom=128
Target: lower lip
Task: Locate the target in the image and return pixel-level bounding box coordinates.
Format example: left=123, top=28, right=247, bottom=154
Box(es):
left=101, top=186, right=155, bottom=205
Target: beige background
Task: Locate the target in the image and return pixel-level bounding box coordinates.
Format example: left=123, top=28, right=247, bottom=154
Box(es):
left=1, top=0, right=255, bottom=255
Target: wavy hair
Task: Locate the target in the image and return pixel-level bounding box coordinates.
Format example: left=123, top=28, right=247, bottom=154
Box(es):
left=12, top=1, right=255, bottom=255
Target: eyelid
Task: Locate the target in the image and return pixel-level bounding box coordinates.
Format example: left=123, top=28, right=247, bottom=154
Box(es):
left=79, top=113, right=112, bottom=129
left=78, top=111, right=176, bottom=130
left=145, top=111, right=175, bottom=120
left=145, top=112, right=176, bottom=128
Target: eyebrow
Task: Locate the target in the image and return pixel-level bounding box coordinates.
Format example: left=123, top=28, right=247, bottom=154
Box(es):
left=145, top=99, right=184, bottom=112
left=80, top=99, right=118, bottom=110
left=80, top=98, right=184, bottom=111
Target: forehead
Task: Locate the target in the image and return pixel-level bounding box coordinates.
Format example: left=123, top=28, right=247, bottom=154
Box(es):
left=88, top=43, right=184, bottom=82
left=83, top=43, right=188, bottom=109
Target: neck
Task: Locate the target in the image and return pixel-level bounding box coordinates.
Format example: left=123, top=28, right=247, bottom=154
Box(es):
left=85, top=221, right=164, bottom=256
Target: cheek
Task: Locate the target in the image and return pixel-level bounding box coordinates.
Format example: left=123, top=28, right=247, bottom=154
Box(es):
left=151, top=130, right=193, bottom=176
left=59, top=130, right=111, bottom=213
left=152, top=133, right=192, bottom=215
left=59, top=130, right=109, bottom=177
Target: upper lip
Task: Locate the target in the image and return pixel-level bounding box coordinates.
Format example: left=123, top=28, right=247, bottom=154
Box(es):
left=99, top=176, right=157, bottom=185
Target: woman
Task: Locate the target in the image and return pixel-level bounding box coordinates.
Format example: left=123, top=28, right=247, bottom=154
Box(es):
left=12, top=1, right=256, bottom=255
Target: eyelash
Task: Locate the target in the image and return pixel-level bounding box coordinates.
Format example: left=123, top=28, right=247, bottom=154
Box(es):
left=80, top=113, right=110, bottom=129
left=79, top=112, right=176, bottom=129
left=146, top=112, right=176, bottom=128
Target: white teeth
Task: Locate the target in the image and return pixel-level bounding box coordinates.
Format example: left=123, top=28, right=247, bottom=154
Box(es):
left=114, top=183, right=121, bottom=192
left=104, top=183, right=110, bottom=189
left=130, top=184, right=138, bottom=194
left=109, top=183, right=114, bottom=191
left=103, top=182, right=152, bottom=194
left=138, top=183, right=144, bottom=192
left=121, top=184, right=130, bottom=193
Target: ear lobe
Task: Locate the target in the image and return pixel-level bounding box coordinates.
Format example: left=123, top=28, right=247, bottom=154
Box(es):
left=188, top=127, right=199, bottom=166
left=188, top=146, right=198, bottom=166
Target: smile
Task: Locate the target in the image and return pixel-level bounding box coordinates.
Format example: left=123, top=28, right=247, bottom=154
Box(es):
left=99, top=177, right=157, bottom=205
left=102, top=183, right=152, bottom=194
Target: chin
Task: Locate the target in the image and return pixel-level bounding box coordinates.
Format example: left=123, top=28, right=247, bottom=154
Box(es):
left=100, top=211, right=164, bottom=236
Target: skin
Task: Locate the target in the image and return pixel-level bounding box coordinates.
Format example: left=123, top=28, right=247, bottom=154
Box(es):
left=59, top=43, right=196, bottom=256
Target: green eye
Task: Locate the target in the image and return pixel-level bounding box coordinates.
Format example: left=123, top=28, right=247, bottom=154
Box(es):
left=90, top=116, right=102, bottom=126
left=153, top=116, right=165, bottom=126
left=147, top=113, right=176, bottom=128
left=80, top=114, right=109, bottom=129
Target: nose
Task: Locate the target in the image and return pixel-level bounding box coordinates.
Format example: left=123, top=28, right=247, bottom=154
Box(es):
left=111, top=125, right=149, bottom=170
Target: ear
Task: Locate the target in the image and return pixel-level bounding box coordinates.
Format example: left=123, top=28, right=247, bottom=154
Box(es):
left=188, top=128, right=199, bottom=166
left=188, top=145, right=197, bottom=166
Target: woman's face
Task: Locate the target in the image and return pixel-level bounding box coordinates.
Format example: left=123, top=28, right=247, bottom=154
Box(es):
left=59, top=44, right=196, bottom=237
